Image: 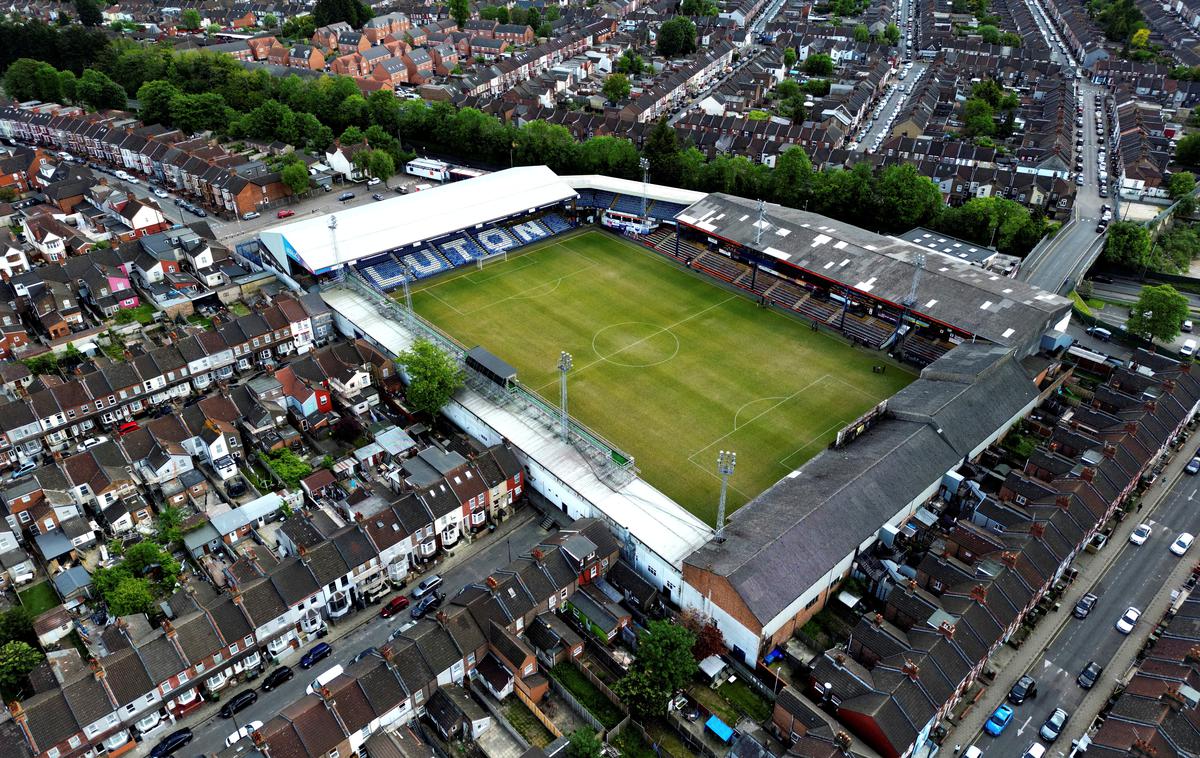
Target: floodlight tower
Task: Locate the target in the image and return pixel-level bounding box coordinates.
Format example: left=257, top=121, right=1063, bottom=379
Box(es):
left=557, top=351, right=572, bottom=441
left=639, top=157, right=650, bottom=219
left=755, top=199, right=767, bottom=246
left=400, top=262, right=415, bottom=317
left=715, top=450, right=736, bottom=541
left=328, top=215, right=341, bottom=280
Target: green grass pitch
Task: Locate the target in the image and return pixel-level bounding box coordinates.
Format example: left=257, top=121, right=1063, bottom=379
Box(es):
left=409, top=230, right=915, bottom=524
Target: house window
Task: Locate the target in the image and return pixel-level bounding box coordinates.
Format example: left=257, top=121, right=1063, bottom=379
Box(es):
left=804, top=595, right=820, bottom=610
left=18, top=511, right=29, bottom=523
left=523, top=663, right=534, bottom=676
left=559, top=589, right=567, bottom=600
left=229, top=642, right=238, bottom=654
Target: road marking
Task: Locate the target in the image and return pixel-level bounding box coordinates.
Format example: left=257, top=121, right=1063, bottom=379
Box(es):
left=1016, top=716, right=1032, bottom=736
left=1189, top=488, right=1196, bottom=501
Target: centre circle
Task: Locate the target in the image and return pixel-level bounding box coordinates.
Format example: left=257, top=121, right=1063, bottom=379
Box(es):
left=592, top=322, right=681, bottom=367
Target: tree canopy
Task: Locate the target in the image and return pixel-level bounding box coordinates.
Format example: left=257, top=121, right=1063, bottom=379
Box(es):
left=313, top=0, right=371, bottom=27
left=1101, top=220, right=1152, bottom=269
left=657, top=17, right=697, bottom=57
left=397, top=339, right=466, bottom=417
left=614, top=620, right=697, bottom=716
left=804, top=53, right=834, bottom=76
left=1128, top=284, right=1190, bottom=345
left=75, top=0, right=103, bottom=26
left=603, top=72, right=631, bottom=104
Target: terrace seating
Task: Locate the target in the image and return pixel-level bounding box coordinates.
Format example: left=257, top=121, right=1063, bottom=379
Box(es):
left=768, top=280, right=806, bottom=309
left=903, top=334, right=951, bottom=366
left=575, top=189, right=598, bottom=207
left=399, top=246, right=450, bottom=279
left=795, top=296, right=839, bottom=324
left=475, top=226, right=520, bottom=255
left=509, top=219, right=551, bottom=243
left=588, top=190, right=617, bottom=209
left=437, top=234, right=485, bottom=266
left=610, top=194, right=648, bottom=216
left=358, top=254, right=408, bottom=290
left=649, top=200, right=689, bottom=219
left=541, top=213, right=573, bottom=234
left=694, top=252, right=748, bottom=283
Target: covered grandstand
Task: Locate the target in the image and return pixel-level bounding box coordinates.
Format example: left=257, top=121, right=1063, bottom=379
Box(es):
left=257, top=166, right=579, bottom=276
left=561, top=174, right=705, bottom=224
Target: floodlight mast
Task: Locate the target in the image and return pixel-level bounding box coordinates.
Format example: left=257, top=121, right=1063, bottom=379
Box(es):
left=715, top=450, right=736, bottom=541
left=557, top=351, right=572, bottom=441
left=639, top=157, right=651, bottom=220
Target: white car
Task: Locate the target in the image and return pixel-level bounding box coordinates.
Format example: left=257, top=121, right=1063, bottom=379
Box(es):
left=1183, top=339, right=1198, bottom=357
left=225, top=720, right=264, bottom=747
left=114, top=170, right=130, bottom=180
left=76, top=435, right=109, bottom=452
left=125, top=175, right=139, bottom=185
left=1171, top=533, right=1195, bottom=556
left=1116, top=606, right=1141, bottom=634
left=1129, top=522, right=1152, bottom=545
left=153, top=188, right=169, bottom=198
left=367, top=177, right=381, bottom=186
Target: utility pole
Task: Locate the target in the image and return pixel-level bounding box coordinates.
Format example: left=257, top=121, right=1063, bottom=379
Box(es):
left=557, top=351, right=572, bottom=441
left=639, top=157, right=650, bottom=219
left=715, top=450, right=736, bottom=541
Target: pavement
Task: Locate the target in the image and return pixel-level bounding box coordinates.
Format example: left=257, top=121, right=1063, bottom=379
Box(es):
left=945, top=428, right=1200, bottom=757
left=129, top=502, right=558, bottom=757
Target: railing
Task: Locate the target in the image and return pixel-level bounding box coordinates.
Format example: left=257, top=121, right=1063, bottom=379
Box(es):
left=547, top=672, right=606, bottom=734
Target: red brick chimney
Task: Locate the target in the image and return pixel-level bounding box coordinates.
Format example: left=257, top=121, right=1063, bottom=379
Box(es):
left=1187, top=645, right=1200, bottom=665
left=937, top=621, right=955, bottom=640
left=1162, top=686, right=1188, bottom=712
left=1125, top=421, right=1139, bottom=434
left=486, top=575, right=499, bottom=590
left=834, top=732, right=853, bottom=750
left=873, top=613, right=884, bottom=626
left=1081, top=467, right=1096, bottom=482
left=1030, top=522, right=1046, bottom=540
left=1103, top=442, right=1117, bottom=459
left=1000, top=551, right=1019, bottom=569
left=1130, top=739, right=1159, bottom=757
left=1145, top=399, right=1158, bottom=413
left=970, top=584, right=988, bottom=605
left=1056, top=495, right=1070, bottom=510
left=901, top=659, right=920, bottom=681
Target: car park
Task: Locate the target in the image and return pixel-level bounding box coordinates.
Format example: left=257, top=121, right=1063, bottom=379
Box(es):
left=300, top=642, right=332, bottom=669
left=1116, top=606, right=1141, bottom=634
left=1130, top=522, right=1152, bottom=545
left=1078, top=661, right=1103, bottom=689
left=149, top=729, right=193, bottom=758
left=261, top=666, right=293, bottom=691
left=1008, top=675, right=1038, bottom=704
left=1040, top=708, right=1069, bottom=741
left=1171, top=533, right=1195, bottom=556
left=219, top=689, right=258, bottom=718
left=984, top=703, right=1015, bottom=735
left=1074, top=592, right=1098, bottom=618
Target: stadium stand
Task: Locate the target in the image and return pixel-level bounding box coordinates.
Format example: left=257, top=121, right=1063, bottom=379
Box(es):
left=648, top=200, right=689, bottom=218
left=541, top=213, right=574, bottom=234
left=438, top=234, right=485, bottom=266
left=475, top=226, right=520, bottom=255
left=509, top=219, right=552, bottom=243
left=610, top=194, right=648, bottom=215
left=399, top=246, right=451, bottom=279
left=358, top=254, right=409, bottom=290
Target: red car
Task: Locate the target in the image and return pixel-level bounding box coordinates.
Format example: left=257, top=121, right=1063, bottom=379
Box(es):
left=117, top=421, right=141, bottom=436
left=379, top=595, right=410, bottom=618
left=276, top=209, right=295, bottom=219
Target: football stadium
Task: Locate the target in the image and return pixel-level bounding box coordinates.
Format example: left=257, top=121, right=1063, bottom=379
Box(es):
left=259, top=165, right=1072, bottom=537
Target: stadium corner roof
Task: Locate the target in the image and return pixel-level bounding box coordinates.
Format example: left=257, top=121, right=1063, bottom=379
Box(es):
left=258, top=166, right=578, bottom=274
left=560, top=174, right=706, bottom=206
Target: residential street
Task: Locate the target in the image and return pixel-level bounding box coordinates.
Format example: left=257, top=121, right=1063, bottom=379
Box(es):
left=128, top=506, right=555, bottom=758
left=952, top=436, right=1200, bottom=756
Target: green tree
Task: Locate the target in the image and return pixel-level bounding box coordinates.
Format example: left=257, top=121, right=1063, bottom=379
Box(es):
left=657, top=16, right=697, bottom=57
left=180, top=8, right=203, bottom=30
left=107, top=576, right=155, bottom=616
left=397, top=339, right=466, bottom=417
left=514, top=120, right=578, bottom=172
left=1158, top=225, right=1200, bottom=272
left=75, top=0, right=103, bottom=26
left=364, top=149, right=396, bottom=185
left=603, top=72, right=631, bottom=103
left=978, top=24, right=1000, bottom=43
left=1178, top=134, right=1200, bottom=167
left=577, top=135, right=641, bottom=178
left=853, top=24, right=870, bottom=42
left=783, top=47, right=797, bottom=68
left=873, top=162, right=942, bottom=231
left=1102, top=220, right=1152, bottom=268
left=154, top=505, right=182, bottom=547
left=885, top=22, right=901, bottom=43
left=266, top=448, right=313, bottom=489
left=536, top=21, right=553, bottom=37
left=206, top=23, right=223, bottom=37
left=282, top=14, right=317, bottom=39
left=4, top=59, right=52, bottom=102
left=0, top=641, right=43, bottom=690
left=169, top=91, right=232, bottom=134
left=681, top=0, right=718, bottom=14
left=643, top=116, right=682, bottom=187
left=58, top=70, right=78, bottom=102
left=565, top=729, right=603, bottom=758
left=613, top=620, right=697, bottom=716
left=962, top=97, right=995, bottom=137
left=616, top=49, right=645, bottom=75
left=138, top=79, right=182, bottom=125
left=313, top=0, right=370, bottom=26
left=1131, top=27, right=1149, bottom=47
left=771, top=146, right=814, bottom=208
left=0, top=609, right=35, bottom=647
left=1169, top=171, right=1196, bottom=200
left=1128, top=284, right=1190, bottom=344
left=804, top=53, right=834, bottom=76
left=281, top=161, right=311, bottom=195
left=450, top=0, right=470, bottom=27
left=77, top=68, right=127, bottom=109
left=261, top=13, right=278, bottom=27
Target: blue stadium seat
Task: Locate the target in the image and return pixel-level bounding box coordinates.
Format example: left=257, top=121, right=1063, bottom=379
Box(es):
left=438, top=234, right=484, bottom=267
left=575, top=189, right=597, bottom=207
left=358, top=254, right=408, bottom=290
left=610, top=194, right=647, bottom=215
left=399, top=246, right=450, bottom=279
left=591, top=191, right=617, bottom=209
left=475, top=227, right=519, bottom=255
left=509, top=220, right=550, bottom=243
left=650, top=201, right=689, bottom=218
left=541, top=213, right=573, bottom=234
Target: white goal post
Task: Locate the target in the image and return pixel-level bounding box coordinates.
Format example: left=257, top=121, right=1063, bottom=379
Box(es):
left=477, top=250, right=509, bottom=270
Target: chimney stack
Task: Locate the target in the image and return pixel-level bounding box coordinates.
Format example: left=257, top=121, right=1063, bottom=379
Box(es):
left=970, top=584, right=988, bottom=605
left=1056, top=494, right=1070, bottom=510
left=1000, top=551, right=1019, bottom=569
left=1081, top=466, right=1096, bottom=483
left=901, top=659, right=920, bottom=681
left=937, top=621, right=955, bottom=640
left=1030, top=522, right=1046, bottom=540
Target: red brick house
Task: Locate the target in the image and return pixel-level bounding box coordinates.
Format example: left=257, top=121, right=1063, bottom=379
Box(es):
left=246, top=35, right=279, bottom=60
left=495, top=23, right=535, bottom=44
left=372, top=58, right=410, bottom=86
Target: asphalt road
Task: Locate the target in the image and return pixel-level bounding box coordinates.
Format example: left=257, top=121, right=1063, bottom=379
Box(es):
left=971, top=463, right=1200, bottom=756
left=854, top=63, right=929, bottom=152
left=131, top=513, right=551, bottom=758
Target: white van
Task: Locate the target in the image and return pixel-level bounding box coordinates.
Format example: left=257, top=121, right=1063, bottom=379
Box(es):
left=1182, top=339, right=1197, bottom=357
left=306, top=664, right=344, bottom=695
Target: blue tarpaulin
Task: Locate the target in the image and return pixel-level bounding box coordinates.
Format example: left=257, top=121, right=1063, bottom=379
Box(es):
left=705, top=715, right=734, bottom=743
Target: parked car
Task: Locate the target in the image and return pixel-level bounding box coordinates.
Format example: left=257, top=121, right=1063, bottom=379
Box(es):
left=410, top=591, right=444, bottom=620
left=1077, top=660, right=1102, bottom=689
left=1130, top=522, right=1152, bottom=545
left=1171, top=533, right=1195, bottom=556
left=1187, top=457, right=1200, bottom=475
left=1073, top=592, right=1098, bottom=618
left=380, top=595, right=410, bottom=618
left=1184, top=338, right=1199, bottom=357
left=984, top=703, right=1015, bottom=736
left=242, top=211, right=260, bottom=220
left=219, top=689, right=258, bottom=718
left=1086, top=325, right=1112, bottom=341
left=367, top=177, right=381, bottom=186
left=338, top=191, right=355, bottom=201
left=153, top=188, right=169, bottom=198
left=351, top=647, right=377, bottom=664
left=412, top=574, right=443, bottom=599
left=9, top=459, right=37, bottom=480
left=76, top=435, right=109, bottom=452
left=1116, top=606, right=1141, bottom=634
left=117, top=421, right=141, bottom=436
left=1040, top=707, right=1069, bottom=741
left=277, top=209, right=295, bottom=219
left=372, top=193, right=385, bottom=201
left=149, top=729, right=192, bottom=758
left=300, top=642, right=333, bottom=669
left=261, top=666, right=293, bottom=691
left=1007, top=675, right=1038, bottom=705
left=1022, top=743, right=1046, bottom=758
left=224, top=720, right=264, bottom=748
left=226, top=478, right=247, bottom=497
